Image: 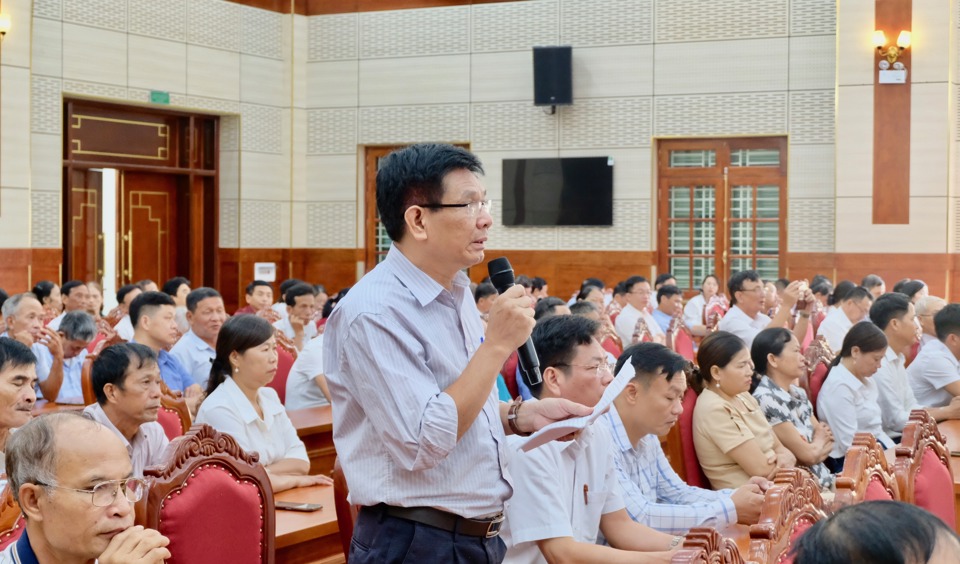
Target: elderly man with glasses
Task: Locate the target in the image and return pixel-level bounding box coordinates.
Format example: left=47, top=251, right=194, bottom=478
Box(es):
left=0, top=412, right=170, bottom=564
left=718, top=270, right=813, bottom=348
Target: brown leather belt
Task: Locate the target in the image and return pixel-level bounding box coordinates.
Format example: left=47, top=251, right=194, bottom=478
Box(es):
left=366, top=504, right=505, bottom=538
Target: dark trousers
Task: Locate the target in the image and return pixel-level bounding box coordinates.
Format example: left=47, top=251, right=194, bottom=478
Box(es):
left=350, top=506, right=507, bottom=564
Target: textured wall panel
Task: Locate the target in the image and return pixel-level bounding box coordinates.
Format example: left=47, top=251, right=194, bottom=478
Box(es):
left=188, top=0, right=240, bottom=52
left=32, top=17, right=64, bottom=77
left=31, top=76, right=62, bottom=135
left=560, top=97, right=652, bottom=148
left=63, top=0, right=126, bottom=31
left=953, top=198, right=960, bottom=253
left=359, top=7, right=469, bottom=59
left=557, top=200, right=651, bottom=250
left=359, top=104, right=469, bottom=145
left=31, top=134, right=62, bottom=193
left=30, top=191, right=60, bottom=248
left=241, top=5, right=284, bottom=59
left=308, top=14, right=358, bottom=61
left=177, top=96, right=241, bottom=115
left=240, top=104, right=283, bottom=154
left=472, top=102, right=556, bottom=151
left=221, top=115, right=240, bottom=151
left=654, top=39, right=788, bottom=95
left=307, top=201, right=357, bottom=248
left=791, top=0, right=836, bottom=36
left=34, top=0, right=61, bottom=20
left=240, top=200, right=283, bottom=248
left=358, top=55, right=470, bottom=106
left=487, top=207, right=559, bottom=249
left=788, top=144, right=835, bottom=199
left=128, top=0, right=187, bottom=42
left=788, top=198, right=835, bottom=252
left=654, top=92, right=788, bottom=136
left=789, top=90, right=834, bottom=144
left=307, top=108, right=358, bottom=154
left=62, top=80, right=128, bottom=100
left=472, top=1, right=558, bottom=53
left=788, top=35, right=836, bottom=91
left=561, top=0, right=652, bottom=46
left=655, top=0, right=786, bottom=43
left=220, top=199, right=239, bottom=248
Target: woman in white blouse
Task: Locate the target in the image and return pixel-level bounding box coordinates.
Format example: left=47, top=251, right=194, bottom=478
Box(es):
left=816, top=321, right=893, bottom=473
left=683, top=274, right=719, bottom=336
left=196, top=315, right=333, bottom=492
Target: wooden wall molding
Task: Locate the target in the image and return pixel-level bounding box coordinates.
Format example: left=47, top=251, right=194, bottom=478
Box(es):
left=226, top=0, right=513, bottom=16
left=0, top=249, right=62, bottom=294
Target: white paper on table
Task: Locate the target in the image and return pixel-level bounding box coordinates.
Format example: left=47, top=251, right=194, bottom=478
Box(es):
left=517, top=358, right=635, bottom=452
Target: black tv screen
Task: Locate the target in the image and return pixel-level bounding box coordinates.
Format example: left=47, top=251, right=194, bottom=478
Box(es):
left=502, top=156, right=613, bottom=226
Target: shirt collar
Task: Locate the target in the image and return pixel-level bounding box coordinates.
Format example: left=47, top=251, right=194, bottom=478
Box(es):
left=885, top=346, right=904, bottom=364
left=184, top=330, right=214, bottom=353
left=604, top=404, right=636, bottom=453
left=385, top=245, right=470, bottom=307
left=14, top=529, right=40, bottom=564
left=222, top=377, right=283, bottom=425
left=84, top=403, right=140, bottom=451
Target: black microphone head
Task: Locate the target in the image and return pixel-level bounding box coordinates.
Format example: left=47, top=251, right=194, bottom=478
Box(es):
left=488, top=257, right=515, bottom=294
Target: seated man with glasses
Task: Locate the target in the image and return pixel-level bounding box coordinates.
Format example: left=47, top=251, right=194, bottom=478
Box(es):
left=717, top=270, right=812, bottom=348
left=502, top=315, right=680, bottom=563
left=1, top=411, right=170, bottom=564
left=614, top=276, right=665, bottom=346
left=816, top=285, right=874, bottom=353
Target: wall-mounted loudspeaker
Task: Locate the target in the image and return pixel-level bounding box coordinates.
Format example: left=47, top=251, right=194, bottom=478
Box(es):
left=533, top=46, right=572, bottom=107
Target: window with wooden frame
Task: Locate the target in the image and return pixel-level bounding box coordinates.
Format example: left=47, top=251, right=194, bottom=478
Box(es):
left=657, top=138, right=787, bottom=292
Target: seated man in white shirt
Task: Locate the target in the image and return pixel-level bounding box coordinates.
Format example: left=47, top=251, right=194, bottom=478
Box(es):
left=169, top=287, right=226, bottom=389
left=83, top=343, right=170, bottom=477
left=908, top=303, right=960, bottom=412
left=651, top=285, right=683, bottom=334
left=861, top=274, right=886, bottom=300
left=817, top=286, right=873, bottom=352
left=46, top=280, right=90, bottom=331
left=112, top=284, right=143, bottom=342
left=271, top=278, right=305, bottom=321
left=915, top=296, right=947, bottom=349
left=272, top=283, right=318, bottom=350
left=717, top=270, right=811, bottom=348
left=614, top=276, right=665, bottom=346
left=35, top=310, right=96, bottom=403
left=285, top=334, right=331, bottom=410
left=502, top=315, right=679, bottom=563
left=600, top=342, right=767, bottom=535
left=870, top=293, right=960, bottom=440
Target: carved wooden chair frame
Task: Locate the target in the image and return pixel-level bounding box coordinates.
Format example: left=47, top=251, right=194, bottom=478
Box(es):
left=672, top=527, right=748, bottom=564
left=834, top=432, right=900, bottom=508
left=894, top=409, right=953, bottom=505
left=747, top=468, right=826, bottom=564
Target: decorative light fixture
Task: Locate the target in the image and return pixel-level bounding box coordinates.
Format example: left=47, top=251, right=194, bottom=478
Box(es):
left=874, top=30, right=910, bottom=83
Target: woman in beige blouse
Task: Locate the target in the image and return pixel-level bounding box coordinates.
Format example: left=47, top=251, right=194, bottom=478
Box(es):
left=692, top=331, right=796, bottom=489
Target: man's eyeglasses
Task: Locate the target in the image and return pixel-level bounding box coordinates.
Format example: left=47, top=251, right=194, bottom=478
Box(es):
left=421, top=199, right=493, bottom=218
left=556, top=361, right=615, bottom=378
left=737, top=285, right=764, bottom=295
left=37, top=478, right=147, bottom=507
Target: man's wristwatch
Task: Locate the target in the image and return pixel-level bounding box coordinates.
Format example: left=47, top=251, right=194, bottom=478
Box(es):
left=508, top=396, right=531, bottom=437
left=670, top=535, right=684, bottom=549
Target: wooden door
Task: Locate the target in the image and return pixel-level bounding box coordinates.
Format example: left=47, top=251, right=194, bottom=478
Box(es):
left=119, top=172, right=184, bottom=286
left=68, top=169, right=103, bottom=283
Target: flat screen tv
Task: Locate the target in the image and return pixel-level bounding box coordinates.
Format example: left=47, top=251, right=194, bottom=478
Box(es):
left=501, top=156, right=613, bottom=226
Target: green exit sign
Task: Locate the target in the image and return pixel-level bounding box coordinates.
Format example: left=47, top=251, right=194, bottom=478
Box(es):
left=149, top=90, right=170, bottom=105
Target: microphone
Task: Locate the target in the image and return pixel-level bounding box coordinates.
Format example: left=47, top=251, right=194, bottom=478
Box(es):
left=487, top=257, right=543, bottom=387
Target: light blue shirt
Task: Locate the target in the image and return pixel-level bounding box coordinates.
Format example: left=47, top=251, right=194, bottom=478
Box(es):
left=651, top=308, right=673, bottom=333
left=132, top=339, right=195, bottom=393
left=34, top=346, right=87, bottom=403
left=169, top=329, right=216, bottom=389
left=323, top=245, right=510, bottom=518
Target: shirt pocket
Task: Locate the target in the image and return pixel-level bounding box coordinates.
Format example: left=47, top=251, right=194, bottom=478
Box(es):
left=574, top=490, right=609, bottom=544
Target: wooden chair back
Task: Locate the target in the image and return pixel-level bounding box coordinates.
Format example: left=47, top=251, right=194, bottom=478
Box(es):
left=894, top=409, right=956, bottom=527
left=157, top=380, right=192, bottom=440
left=271, top=331, right=299, bottom=404
left=0, top=483, right=24, bottom=550
left=672, top=527, right=747, bottom=564
left=81, top=352, right=99, bottom=406
left=137, top=424, right=275, bottom=564
left=834, top=433, right=900, bottom=508
left=747, top=468, right=827, bottom=564
left=800, top=336, right=833, bottom=409
left=678, top=371, right=710, bottom=488
left=333, top=457, right=358, bottom=561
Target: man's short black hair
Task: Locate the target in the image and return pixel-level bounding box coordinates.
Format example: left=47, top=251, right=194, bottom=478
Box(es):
left=533, top=297, right=567, bottom=321
left=474, top=282, right=497, bottom=303
left=775, top=278, right=790, bottom=291
left=841, top=286, right=873, bottom=304
left=186, top=287, right=222, bottom=313
left=830, top=280, right=856, bottom=306
left=569, top=301, right=599, bottom=317
left=515, top=275, right=532, bottom=289
left=376, top=143, right=484, bottom=242
left=657, top=284, right=682, bottom=304
left=135, top=279, right=156, bottom=291
left=279, top=278, right=304, bottom=298
left=613, top=281, right=627, bottom=297
left=869, top=292, right=911, bottom=331
left=529, top=315, right=600, bottom=399
left=614, top=342, right=687, bottom=388
left=582, top=277, right=605, bottom=290
left=531, top=277, right=547, bottom=291
left=654, top=273, right=675, bottom=287
left=862, top=274, right=885, bottom=290
left=129, top=291, right=175, bottom=329
left=727, top=270, right=761, bottom=306
left=161, top=277, right=191, bottom=297
left=284, top=283, right=316, bottom=307
left=624, top=276, right=648, bottom=294
left=91, top=343, right=157, bottom=405
left=61, top=280, right=86, bottom=297
left=934, top=304, right=960, bottom=341
left=116, top=284, right=140, bottom=305
left=245, top=280, right=272, bottom=296
left=0, top=338, right=36, bottom=375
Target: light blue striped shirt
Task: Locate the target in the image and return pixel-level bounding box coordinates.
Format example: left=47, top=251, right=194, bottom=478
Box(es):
left=601, top=404, right=737, bottom=534
left=323, top=246, right=511, bottom=518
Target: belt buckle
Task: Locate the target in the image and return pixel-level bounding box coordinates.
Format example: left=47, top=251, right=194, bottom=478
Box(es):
left=484, top=514, right=505, bottom=538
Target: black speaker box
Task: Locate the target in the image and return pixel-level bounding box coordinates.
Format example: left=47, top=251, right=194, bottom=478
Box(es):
left=533, top=46, right=573, bottom=106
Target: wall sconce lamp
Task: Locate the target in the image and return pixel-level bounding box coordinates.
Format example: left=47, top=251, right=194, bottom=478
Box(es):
left=873, top=30, right=910, bottom=83
left=0, top=13, right=10, bottom=41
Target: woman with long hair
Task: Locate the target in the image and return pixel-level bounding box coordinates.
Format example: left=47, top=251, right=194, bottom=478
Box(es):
left=691, top=331, right=796, bottom=489
left=196, top=315, right=332, bottom=492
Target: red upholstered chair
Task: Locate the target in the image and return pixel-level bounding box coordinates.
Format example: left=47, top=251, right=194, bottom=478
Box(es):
left=0, top=484, right=25, bottom=550
left=801, top=336, right=834, bottom=410
left=799, top=324, right=814, bottom=352
left=333, top=457, right=359, bottom=561
left=679, top=386, right=709, bottom=488
left=271, top=332, right=298, bottom=404
left=905, top=340, right=921, bottom=368
left=667, top=318, right=696, bottom=362
left=672, top=527, right=747, bottom=564
left=895, top=410, right=956, bottom=528
left=600, top=336, right=622, bottom=359
left=747, top=468, right=827, bottom=564
left=156, top=381, right=191, bottom=440
left=136, top=424, right=275, bottom=564
left=834, top=433, right=900, bottom=509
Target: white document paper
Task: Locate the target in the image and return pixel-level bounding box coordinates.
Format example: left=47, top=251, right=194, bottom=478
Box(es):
left=517, top=358, right=635, bottom=452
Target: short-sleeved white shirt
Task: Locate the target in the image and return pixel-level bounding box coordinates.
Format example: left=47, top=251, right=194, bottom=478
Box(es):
left=683, top=294, right=706, bottom=330
left=502, top=425, right=625, bottom=564
left=195, top=376, right=308, bottom=465
left=273, top=316, right=318, bottom=342
left=285, top=334, right=330, bottom=410
left=717, top=305, right=770, bottom=348
left=817, top=362, right=894, bottom=458
left=614, top=304, right=663, bottom=345
left=817, top=307, right=853, bottom=353
left=908, top=338, right=960, bottom=408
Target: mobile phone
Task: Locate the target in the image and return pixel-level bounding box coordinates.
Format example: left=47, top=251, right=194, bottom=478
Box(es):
left=276, top=501, right=323, bottom=512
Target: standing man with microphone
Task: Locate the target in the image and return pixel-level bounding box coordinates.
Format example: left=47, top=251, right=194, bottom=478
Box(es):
left=323, top=143, right=591, bottom=563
